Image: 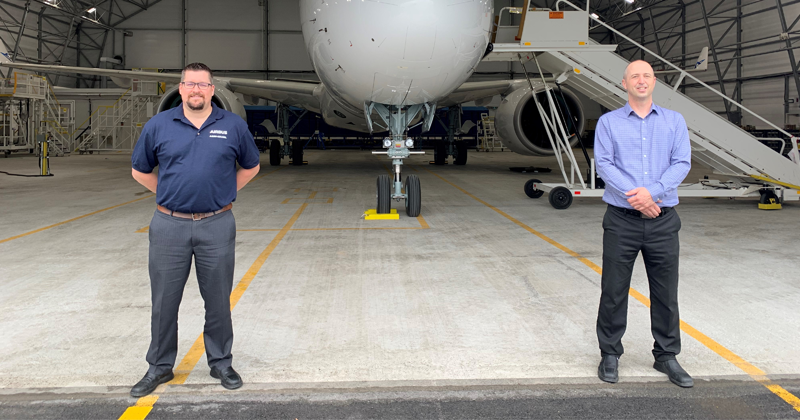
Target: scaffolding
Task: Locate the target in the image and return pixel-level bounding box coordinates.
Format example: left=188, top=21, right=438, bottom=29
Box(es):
left=0, top=72, right=74, bottom=157
left=74, top=79, right=160, bottom=153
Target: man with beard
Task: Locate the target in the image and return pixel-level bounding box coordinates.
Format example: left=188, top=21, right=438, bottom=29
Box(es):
left=129, top=62, right=260, bottom=397
left=593, top=60, right=693, bottom=388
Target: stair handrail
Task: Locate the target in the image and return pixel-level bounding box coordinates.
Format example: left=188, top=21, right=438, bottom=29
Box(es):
left=556, top=0, right=795, bottom=142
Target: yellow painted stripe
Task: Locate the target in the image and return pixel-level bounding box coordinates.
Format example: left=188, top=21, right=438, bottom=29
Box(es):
left=308, top=191, right=317, bottom=199
left=417, top=215, right=430, bottom=229
left=426, top=168, right=800, bottom=412
left=749, top=174, right=800, bottom=191
left=118, top=406, right=153, bottom=420
left=250, top=166, right=283, bottom=183
left=1, top=194, right=155, bottom=244
left=118, top=203, right=309, bottom=419
left=229, top=203, right=308, bottom=309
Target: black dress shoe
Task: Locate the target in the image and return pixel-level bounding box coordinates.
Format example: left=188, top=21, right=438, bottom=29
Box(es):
left=210, top=366, right=243, bottom=390
left=130, top=371, right=174, bottom=397
left=597, top=355, right=619, bottom=383
left=654, top=359, right=694, bottom=388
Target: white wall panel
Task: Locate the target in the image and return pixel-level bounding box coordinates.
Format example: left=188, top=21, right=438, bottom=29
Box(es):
left=186, top=31, right=264, bottom=70
left=740, top=78, right=789, bottom=128
left=186, top=0, right=262, bottom=30
left=268, top=0, right=302, bottom=31
left=117, top=1, right=183, bottom=30
left=124, top=30, right=183, bottom=69
left=269, top=33, right=312, bottom=70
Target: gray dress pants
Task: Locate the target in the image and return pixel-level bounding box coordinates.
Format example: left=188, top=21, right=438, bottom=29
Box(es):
left=146, top=209, right=236, bottom=375
left=596, top=204, right=682, bottom=362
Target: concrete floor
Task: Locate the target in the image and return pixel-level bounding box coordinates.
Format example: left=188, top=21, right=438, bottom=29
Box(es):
left=1, top=149, right=799, bottom=418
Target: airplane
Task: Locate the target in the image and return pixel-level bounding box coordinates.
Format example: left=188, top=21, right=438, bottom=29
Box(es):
left=0, top=0, right=588, bottom=217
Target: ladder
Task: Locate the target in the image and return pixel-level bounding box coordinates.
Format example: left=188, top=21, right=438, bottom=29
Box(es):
left=477, top=113, right=504, bottom=151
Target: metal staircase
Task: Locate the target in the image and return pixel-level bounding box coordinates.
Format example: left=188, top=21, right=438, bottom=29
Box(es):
left=75, top=80, right=159, bottom=153
left=486, top=0, right=800, bottom=208
left=0, top=72, right=74, bottom=157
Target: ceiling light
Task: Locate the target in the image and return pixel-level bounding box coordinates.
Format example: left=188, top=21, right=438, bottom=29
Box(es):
left=625, top=0, right=635, bottom=3
left=87, top=7, right=96, bottom=13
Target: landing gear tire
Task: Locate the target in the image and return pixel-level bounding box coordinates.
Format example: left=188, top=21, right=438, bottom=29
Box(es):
left=269, top=140, right=281, bottom=166
left=404, top=174, right=421, bottom=217
left=434, top=143, right=447, bottom=165
left=454, top=142, right=467, bottom=165
left=291, top=140, right=303, bottom=166
left=549, top=186, right=573, bottom=209
left=377, top=174, right=391, bottom=214
left=524, top=179, right=544, bottom=199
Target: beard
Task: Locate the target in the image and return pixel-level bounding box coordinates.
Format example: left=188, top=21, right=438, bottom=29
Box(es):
left=187, top=95, right=205, bottom=111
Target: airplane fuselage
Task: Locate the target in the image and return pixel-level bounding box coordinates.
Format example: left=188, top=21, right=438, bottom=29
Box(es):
left=299, top=0, right=494, bottom=132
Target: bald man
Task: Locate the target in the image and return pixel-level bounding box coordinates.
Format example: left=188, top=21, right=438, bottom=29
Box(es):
left=593, top=60, right=693, bottom=388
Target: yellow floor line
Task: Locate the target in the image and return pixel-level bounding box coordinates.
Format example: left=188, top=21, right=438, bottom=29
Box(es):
left=5, top=166, right=281, bottom=246
left=1, top=194, right=155, bottom=244
left=425, top=168, right=800, bottom=412
left=250, top=166, right=283, bottom=182
left=118, top=203, right=309, bottom=420
left=140, top=216, right=429, bottom=233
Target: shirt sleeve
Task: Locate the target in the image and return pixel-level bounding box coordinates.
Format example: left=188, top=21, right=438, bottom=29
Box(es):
left=645, top=113, right=691, bottom=201
left=236, top=119, right=261, bottom=170
left=594, top=115, right=637, bottom=194
left=131, top=120, right=158, bottom=173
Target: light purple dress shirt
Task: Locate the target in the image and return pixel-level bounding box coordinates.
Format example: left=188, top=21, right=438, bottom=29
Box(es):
left=594, top=102, right=692, bottom=209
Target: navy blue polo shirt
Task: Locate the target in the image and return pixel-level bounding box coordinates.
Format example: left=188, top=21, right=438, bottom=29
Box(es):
left=131, top=104, right=260, bottom=213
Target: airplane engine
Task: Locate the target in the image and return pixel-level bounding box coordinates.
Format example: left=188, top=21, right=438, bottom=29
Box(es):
left=156, top=81, right=247, bottom=120
left=495, top=85, right=585, bottom=156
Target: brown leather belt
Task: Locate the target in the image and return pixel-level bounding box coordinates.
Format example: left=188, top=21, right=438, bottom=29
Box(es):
left=157, top=203, right=232, bottom=221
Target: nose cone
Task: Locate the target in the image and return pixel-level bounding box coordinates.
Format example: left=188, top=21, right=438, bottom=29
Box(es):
left=301, top=0, right=493, bottom=108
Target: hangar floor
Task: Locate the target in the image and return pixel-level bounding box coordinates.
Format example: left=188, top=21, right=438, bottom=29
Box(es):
left=1, top=149, right=799, bottom=419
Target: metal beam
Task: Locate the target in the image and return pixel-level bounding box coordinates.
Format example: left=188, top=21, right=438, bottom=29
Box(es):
left=700, top=0, right=733, bottom=121
left=776, top=0, right=800, bottom=105
left=7, top=0, right=31, bottom=76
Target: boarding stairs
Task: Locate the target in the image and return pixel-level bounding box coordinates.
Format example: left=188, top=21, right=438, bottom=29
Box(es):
left=487, top=0, right=800, bottom=208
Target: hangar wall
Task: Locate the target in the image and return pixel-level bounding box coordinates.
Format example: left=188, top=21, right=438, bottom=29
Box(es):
left=1, top=0, right=799, bottom=130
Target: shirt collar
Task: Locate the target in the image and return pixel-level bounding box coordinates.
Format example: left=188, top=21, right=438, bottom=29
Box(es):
left=623, top=101, right=659, bottom=118
left=172, top=103, right=223, bottom=127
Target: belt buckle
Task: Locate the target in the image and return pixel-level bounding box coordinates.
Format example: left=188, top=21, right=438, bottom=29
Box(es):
left=191, top=213, right=202, bottom=221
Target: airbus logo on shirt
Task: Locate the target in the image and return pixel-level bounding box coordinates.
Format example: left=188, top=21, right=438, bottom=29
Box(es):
left=209, top=130, right=228, bottom=139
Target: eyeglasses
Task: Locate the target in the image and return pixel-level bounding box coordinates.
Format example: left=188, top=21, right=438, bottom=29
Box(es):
left=181, top=81, right=213, bottom=89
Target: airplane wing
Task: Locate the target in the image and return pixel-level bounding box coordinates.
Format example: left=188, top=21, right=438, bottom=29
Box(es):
left=0, top=62, right=321, bottom=113
left=439, top=79, right=529, bottom=107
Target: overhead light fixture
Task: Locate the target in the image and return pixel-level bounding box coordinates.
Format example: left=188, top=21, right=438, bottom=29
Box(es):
left=625, top=0, right=635, bottom=3
left=591, top=13, right=600, bottom=19
left=87, top=7, right=96, bottom=13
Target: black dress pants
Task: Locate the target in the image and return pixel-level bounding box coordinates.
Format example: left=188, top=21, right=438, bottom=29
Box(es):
left=146, top=209, right=236, bottom=375
left=597, top=204, right=682, bottom=362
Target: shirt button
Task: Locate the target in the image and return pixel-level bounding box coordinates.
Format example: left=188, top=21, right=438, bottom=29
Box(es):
left=643, top=137, right=646, bottom=140
left=197, top=132, right=200, bottom=135
left=644, top=155, right=647, bottom=157
left=645, top=172, right=648, bottom=174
